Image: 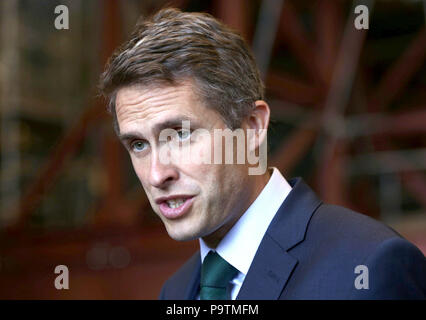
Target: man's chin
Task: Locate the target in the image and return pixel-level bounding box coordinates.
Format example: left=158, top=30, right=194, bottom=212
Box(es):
left=165, top=228, right=200, bottom=242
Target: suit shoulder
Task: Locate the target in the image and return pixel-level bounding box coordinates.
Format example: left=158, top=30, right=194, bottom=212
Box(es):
left=286, top=203, right=425, bottom=298
left=297, top=203, right=412, bottom=265
left=311, top=203, right=401, bottom=246
left=351, top=236, right=426, bottom=299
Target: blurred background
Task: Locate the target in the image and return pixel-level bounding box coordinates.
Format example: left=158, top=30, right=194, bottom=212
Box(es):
left=0, top=0, right=425, bottom=299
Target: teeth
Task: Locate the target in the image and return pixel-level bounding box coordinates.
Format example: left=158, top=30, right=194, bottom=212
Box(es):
left=166, top=198, right=185, bottom=208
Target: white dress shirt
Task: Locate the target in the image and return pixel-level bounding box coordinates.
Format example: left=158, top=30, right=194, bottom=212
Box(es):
left=198, top=167, right=292, bottom=300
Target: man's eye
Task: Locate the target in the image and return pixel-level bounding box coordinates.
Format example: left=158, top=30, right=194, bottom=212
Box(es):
left=176, top=128, right=191, bottom=141
left=131, top=141, right=148, bottom=152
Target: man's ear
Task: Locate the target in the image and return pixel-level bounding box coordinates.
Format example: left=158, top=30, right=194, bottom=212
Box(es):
left=245, top=100, right=270, bottom=152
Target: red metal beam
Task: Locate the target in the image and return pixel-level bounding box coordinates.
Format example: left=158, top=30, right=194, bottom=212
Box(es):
left=316, top=5, right=370, bottom=205
left=317, top=139, right=351, bottom=207
left=278, top=1, right=326, bottom=89
left=270, top=119, right=319, bottom=176
left=15, top=105, right=106, bottom=228
left=88, top=0, right=125, bottom=227
left=266, top=71, right=324, bottom=105
left=379, top=109, right=426, bottom=136
left=367, top=28, right=426, bottom=208
left=314, top=0, right=343, bottom=86
left=368, top=29, right=426, bottom=112
left=214, top=0, right=251, bottom=41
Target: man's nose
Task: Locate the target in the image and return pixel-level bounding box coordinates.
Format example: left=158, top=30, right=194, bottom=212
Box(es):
left=148, top=153, right=178, bottom=188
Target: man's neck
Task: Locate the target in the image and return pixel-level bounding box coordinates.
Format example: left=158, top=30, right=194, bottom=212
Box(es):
left=201, top=168, right=272, bottom=248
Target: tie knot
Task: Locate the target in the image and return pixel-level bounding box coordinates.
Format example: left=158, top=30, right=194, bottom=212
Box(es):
left=201, top=251, right=239, bottom=288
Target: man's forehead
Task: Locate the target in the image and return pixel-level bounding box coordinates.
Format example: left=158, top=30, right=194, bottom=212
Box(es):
left=115, top=81, right=214, bottom=135
left=115, top=82, right=196, bottom=120
left=116, top=83, right=194, bottom=108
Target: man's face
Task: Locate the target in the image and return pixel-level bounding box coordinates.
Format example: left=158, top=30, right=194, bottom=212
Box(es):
left=115, top=82, right=253, bottom=244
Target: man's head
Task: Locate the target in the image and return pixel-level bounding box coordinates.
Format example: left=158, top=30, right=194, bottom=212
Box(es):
left=100, top=8, right=264, bottom=131
left=99, top=8, right=270, bottom=246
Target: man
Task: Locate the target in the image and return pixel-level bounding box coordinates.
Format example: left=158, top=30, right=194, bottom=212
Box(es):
left=100, top=8, right=425, bottom=299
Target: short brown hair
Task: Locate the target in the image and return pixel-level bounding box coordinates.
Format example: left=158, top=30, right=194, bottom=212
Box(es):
left=99, top=7, right=264, bottom=131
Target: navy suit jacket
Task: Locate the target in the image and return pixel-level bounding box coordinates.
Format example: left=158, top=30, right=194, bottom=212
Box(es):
left=159, top=178, right=426, bottom=299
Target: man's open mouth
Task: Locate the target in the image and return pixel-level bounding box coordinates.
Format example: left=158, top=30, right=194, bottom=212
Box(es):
left=157, top=196, right=195, bottom=219
left=165, top=198, right=186, bottom=209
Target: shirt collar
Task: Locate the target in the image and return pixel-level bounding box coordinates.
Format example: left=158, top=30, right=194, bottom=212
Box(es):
left=199, top=167, right=292, bottom=275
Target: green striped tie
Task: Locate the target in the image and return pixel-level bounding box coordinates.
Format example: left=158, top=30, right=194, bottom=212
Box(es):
left=200, top=251, right=239, bottom=300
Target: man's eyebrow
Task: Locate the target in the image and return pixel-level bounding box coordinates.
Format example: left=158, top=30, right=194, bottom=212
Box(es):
left=118, top=132, right=143, bottom=144
left=153, top=115, right=196, bottom=133
left=118, top=116, right=198, bottom=143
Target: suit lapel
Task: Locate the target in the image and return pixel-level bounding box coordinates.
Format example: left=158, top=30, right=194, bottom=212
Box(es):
left=237, top=178, right=322, bottom=300
left=236, top=235, right=298, bottom=299
left=164, top=252, right=201, bottom=300
left=183, top=258, right=201, bottom=299
left=179, top=252, right=201, bottom=299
